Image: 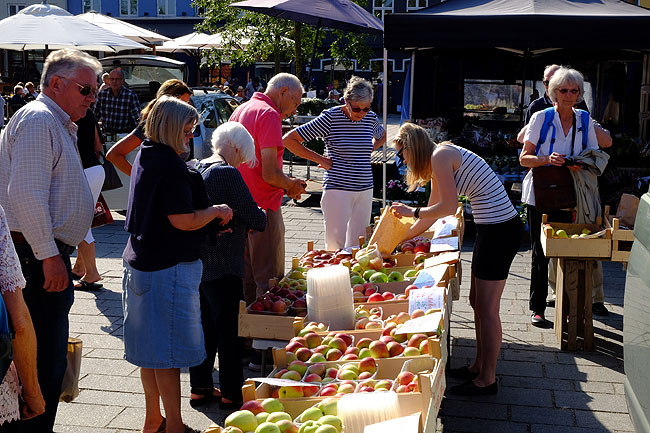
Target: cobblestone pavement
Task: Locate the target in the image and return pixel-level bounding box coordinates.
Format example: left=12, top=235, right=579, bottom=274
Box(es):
left=54, top=167, right=631, bottom=433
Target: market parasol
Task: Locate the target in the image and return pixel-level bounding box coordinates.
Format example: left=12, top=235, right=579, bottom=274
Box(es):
left=77, top=12, right=170, bottom=46
left=0, top=1, right=146, bottom=52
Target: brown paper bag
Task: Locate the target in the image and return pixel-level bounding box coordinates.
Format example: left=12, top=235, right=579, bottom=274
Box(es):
left=616, top=193, right=640, bottom=228
left=59, top=337, right=82, bottom=403
left=369, top=208, right=416, bottom=257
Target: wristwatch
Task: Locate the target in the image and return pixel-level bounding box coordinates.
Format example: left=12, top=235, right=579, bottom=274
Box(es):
left=414, top=207, right=421, bottom=219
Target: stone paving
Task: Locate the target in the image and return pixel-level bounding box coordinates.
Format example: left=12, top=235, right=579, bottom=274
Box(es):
left=54, top=166, right=632, bottom=432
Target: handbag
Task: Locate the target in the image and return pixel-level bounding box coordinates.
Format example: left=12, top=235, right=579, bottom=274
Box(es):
left=91, top=194, right=114, bottom=228
left=532, top=109, right=578, bottom=213
left=101, top=144, right=123, bottom=191
left=59, top=337, right=82, bottom=403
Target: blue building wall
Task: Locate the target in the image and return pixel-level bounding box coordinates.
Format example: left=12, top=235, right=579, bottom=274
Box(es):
left=67, top=0, right=199, bottom=18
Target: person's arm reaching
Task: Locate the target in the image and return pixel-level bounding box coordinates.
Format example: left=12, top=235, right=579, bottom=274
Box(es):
left=282, top=130, right=332, bottom=170
left=260, top=147, right=306, bottom=200
left=168, top=205, right=233, bottom=231
left=106, top=132, right=143, bottom=176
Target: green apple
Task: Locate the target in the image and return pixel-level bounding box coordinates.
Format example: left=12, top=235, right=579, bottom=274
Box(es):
left=404, top=269, right=417, bottom=279
left=225, top=410, right=258, bottom=433
left=298, top=421, right=320, bottom=433
left=363, top=269, right=376, bottom=281
left=255, top=422, right=281, bottom=433
left=300, top=407, right=323, bottom=423
left=352, top=263, right=364, bottom=274
left=317, top=397, right=338, bottom=416
left=350, top=274, right=364, bottom=285
left=261, top=398, right=284, bottom=414
left=314, top=425, right=338, bottom=433
left=318, top=415, right=343, bottom=433
left=556, top=229, right=569, bottom=239
left=256, top=412, right=270, bottom=424
left=267, top=412, right=292, bottom=423
left=387, top=271, right=404, bottom=282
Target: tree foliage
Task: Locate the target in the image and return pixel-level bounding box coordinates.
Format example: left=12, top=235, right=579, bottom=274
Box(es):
left=192, top=0, right=374, bottom=80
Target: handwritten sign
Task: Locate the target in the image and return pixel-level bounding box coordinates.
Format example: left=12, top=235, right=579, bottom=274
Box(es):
left=395, top=311, right=443, bottom=335
left=429, top=236, right=458, bottom=253
left=412, top=265, right=447, bottom=289
left=407, top=287, right=445, bottom=316
left=432, top=216, right=458, bottom=238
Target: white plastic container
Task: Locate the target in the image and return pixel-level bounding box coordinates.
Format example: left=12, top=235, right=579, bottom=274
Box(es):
left=306, top=265, right=354, bottom=331
left=338, top=391, right=400, bottom=433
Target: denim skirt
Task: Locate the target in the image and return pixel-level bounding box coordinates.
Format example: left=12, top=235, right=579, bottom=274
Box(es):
left=122, top=260, right=206, bottom=368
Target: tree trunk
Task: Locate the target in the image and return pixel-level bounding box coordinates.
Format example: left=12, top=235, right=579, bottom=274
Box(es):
left=294, top=22, right=302, bottom=82
left=274, top=34, right=281, bottom=74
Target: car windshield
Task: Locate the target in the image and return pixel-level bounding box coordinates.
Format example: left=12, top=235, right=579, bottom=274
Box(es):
left=117, top=64, right=184, bottom=87
left=192, top=94, right=239, bottom=129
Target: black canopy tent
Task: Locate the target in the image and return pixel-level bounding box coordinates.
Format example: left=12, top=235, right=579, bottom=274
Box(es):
left=383, top=0, right=650, bottom=138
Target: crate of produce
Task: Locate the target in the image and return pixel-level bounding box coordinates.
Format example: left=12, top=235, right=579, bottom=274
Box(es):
left=540, top=214, right=611, bottom=259
left=238, top=301, right=305, bottom=340
left=605, top=217, right=634, bottom=263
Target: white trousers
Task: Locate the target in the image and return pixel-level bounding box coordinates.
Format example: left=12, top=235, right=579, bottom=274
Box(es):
left=321, top=188, right=373, bottom=250
left=83, top=165, right=105, bottom=244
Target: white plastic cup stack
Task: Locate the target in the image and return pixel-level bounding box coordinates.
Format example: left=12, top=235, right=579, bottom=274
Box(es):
left=306, top=265, right=354, bottom=330
left=337, top=391, right=401, bottom=433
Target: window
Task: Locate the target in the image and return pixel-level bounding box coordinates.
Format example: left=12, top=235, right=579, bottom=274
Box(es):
left=120, top=0, right=137, bottom=16
left=8, top=4, right=25, bottom=16
left=157, top=0, right=176, bottom=16
left=406, top=0, right=428, bottom=11
left=83, top=0, right=101, bottom=13
left=372, top=0, right=393, bottom=21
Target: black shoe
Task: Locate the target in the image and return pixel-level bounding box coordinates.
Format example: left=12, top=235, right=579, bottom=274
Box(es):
left=448, top=365, right=479, bottom=380
left=219, top=399, right=243, bottom=411
left=592, top=302, right=609, bottom=316
left=531, top=313, right=545, bottom=327
left=546, top=299, right=555, bottom=308
left=450, top=379, right=498, bottom=396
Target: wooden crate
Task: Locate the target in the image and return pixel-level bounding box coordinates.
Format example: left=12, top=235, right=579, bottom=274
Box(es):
left=238, top=301, right=304, bottom=340
left=540, top=214, right=611, bottom=259
left=606, top=217, right=635, bottom=263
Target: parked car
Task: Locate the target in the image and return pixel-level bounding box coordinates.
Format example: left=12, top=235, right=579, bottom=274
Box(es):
left=101, top=88, right=240, bottom=211
left=624, top=191, right=650, bottom=433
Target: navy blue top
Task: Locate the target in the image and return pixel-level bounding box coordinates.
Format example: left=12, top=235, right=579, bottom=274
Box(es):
left=123, top=140, right=209, bottom=272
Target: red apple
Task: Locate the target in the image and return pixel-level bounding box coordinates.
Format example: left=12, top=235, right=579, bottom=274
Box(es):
left=397, top=371, right=416, bottom=386
left=382, top=292, right=395, bottom=301
left=368, top=293, right=384, bottom=303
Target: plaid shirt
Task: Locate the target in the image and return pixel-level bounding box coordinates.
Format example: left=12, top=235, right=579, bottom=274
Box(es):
left=94, top=86, right=140, bottom=133
left=0, top=94, right=94, bottom=259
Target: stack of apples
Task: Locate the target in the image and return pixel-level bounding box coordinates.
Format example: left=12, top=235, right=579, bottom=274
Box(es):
left=296, top=398, right=343, bottom=433
left=394, top=371, right=419, bottom=393
left=295, top=321, right=328, bottom=338
left=284, top=332, right=355, bottom=363
left=318, top=380, right=356, bottom=397
left=354, top=305, right=383, bottom=330
left=354, top=333, right=431, bottom=359
left=356, top=378, right=393, bottom=393
left=397, top=236, right=431, bottom=254
left=224, top=398, right=299, bottom=433
left=350, top=267, right=406, bottom=286
left=335, top=357, right=377, bottom=380
left=351, top=282, right=406, bottom=303
left=248, top=286, right=307, bottom=316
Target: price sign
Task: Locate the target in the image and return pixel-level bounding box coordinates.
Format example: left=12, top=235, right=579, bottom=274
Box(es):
left=407, top=286, right=445, bottom=316
left=412, top=265, right=447, bottom=288
left=429, top=236, right=458, bottom=253
left=395, top=310, right=443, bottom=334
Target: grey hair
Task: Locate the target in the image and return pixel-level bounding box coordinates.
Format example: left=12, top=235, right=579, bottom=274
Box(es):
left=145, top=95, right=199, bottom=153
left=548, top=67, right=585, bottom=104
left=266, top=73, right=303, bottom=93
left=211, top=121, right=258, bottom=167
left=543, top=64, right=561, bottom=81
left=343, top=76, right=373, bottom=103
left=41, top=49, right=102, bottom=89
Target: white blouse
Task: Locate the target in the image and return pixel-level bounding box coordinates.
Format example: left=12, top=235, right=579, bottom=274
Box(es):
left=521, top=108, right=599, bottom=206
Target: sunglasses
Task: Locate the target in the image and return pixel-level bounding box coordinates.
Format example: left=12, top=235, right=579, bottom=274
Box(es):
left=543, top=80, right=550, bottom=86
left=183, top=126, right=197, bottom=137
left=348, top=103, right=371, bottom=113
left=395, top=147, right=405, bottom=168
left=64, top=78, right=97, bottom=97
left=558, top=88, right=580, bottom=95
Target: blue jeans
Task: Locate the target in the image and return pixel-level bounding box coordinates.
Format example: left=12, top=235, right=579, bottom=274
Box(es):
left=14, top=243, right=74, bottom=433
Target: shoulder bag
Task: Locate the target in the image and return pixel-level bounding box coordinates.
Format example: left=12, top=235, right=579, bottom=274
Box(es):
left=532, top=109, right=578, bottom=213
left=100, top=144, right=123, bottom=191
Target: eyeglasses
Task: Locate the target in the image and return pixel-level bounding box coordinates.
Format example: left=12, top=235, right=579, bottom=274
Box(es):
left=558, top=88, right=580, bottom=95
left=348, top=102, right=371, bottom=113
left=183, top=126, right=196, bottom=137
left=543, top=80, right=550, bottom=86
left=63, top=78, right=97, bottom=97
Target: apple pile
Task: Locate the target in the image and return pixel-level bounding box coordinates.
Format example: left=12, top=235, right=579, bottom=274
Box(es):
left=278, top=269, right=308, bottom=293
left=296, top=398, right=343, bottom=432
left=356, top=378, right=393, bottom=393
left=544, top=224, right=593, bottom=239
left=284, top=332, right=355, bottom=363
left=395, top=371, right=419, bottom=393
left=354, top=305, right=383, bottom=329
left=225, top=398, right=299, bottom=433
left=397, top=236, right=431, bottom=254
left=351, top=283, right=407, bottom=304
left=335, top=357, right=377, bottom=380
left=318, top=380, right=356, bottom=396
left=249, top=286, right=306, bottom=316
left=296, top=321, right=329, bottom=337
left=353, top=333, right=432, bottom=359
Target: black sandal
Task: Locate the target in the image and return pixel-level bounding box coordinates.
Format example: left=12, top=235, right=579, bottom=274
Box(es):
left=189, top=387, right=221, bottom=408
left=449, top=379, right=498, bottom=396
left=448, top=365, right=479, bottom=380
left=219, top=399, right=243, bottom=411
left=140, top=417, right=166, bottom=433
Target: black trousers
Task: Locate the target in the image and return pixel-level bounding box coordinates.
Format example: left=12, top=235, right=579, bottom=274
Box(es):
left=528, top=206, right=572, bottom=315
left=189, top=274, right=244, bottom=402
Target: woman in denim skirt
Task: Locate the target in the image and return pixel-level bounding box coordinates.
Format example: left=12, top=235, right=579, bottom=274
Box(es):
left=121, top=96, right=233, bottom=433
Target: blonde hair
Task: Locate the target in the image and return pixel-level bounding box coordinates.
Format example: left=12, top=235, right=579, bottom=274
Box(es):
left=141, top=79, right=192, bottom=122
left=211, top=122, right=257, bottom=167
left=145, top=95, right=198, bottom=153
left=394, top=123, right=436, bottom=192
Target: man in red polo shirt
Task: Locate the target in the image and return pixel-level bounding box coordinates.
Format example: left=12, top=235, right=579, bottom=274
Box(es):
left=230, top=73, right=306, bottom=305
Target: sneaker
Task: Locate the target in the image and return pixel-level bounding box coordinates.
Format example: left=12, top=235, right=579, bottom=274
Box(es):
left=592, top=302, right=609, bottom=316
left=531, top=313, right=545, bottom=327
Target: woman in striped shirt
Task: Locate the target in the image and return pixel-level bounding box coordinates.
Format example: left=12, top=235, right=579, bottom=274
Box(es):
left=283, top=76, right=386, bottom=250
left=390, top=123, right=523, bottom=396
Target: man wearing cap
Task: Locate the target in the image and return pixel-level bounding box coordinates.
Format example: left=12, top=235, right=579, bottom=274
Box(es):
left=327, top=89, right=342, bottom=104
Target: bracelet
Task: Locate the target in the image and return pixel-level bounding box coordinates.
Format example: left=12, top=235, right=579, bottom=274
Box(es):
left=414, top=207, right=421, bottom=219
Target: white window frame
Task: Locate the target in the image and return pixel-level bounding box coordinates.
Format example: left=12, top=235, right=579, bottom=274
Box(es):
left=82, top=0, right=101, bottom=13
left=372, top=0, right=393, bottom=22
left=120, top=0, right=138, bottom=16
left=157, top=0, right=176, bottom=16
left=8, top=4, right=26, bottom=16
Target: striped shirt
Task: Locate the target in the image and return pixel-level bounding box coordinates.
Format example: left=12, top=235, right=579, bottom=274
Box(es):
left=295, top=106, right=384, bottom=191
left=446, top=144, right=518, bottom=225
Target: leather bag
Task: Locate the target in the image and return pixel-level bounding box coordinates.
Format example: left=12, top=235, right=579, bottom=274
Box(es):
left=532, top=165, right=576, bottom=213
left=100, top=145, right=123, bottom=191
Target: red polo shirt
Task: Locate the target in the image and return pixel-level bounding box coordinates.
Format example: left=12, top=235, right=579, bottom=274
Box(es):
left=230, top=92, right=285, bottom=211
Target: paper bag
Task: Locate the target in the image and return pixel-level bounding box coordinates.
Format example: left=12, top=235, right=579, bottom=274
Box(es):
left=368, top=208, right=416, bottom=257
left=616, top=193, right=640, bottom=228
left=59, top=337, right=82, bottom=403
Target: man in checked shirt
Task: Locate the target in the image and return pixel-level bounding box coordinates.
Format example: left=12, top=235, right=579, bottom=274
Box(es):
left=94, top=68, right=140, bottom=133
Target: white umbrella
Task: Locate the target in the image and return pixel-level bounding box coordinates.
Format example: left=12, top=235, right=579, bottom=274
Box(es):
left=170, top=32, right=227, bottom=49
left=77, top=12, right=170, bottom=45
left=0, top=1, right=146, bottom=52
